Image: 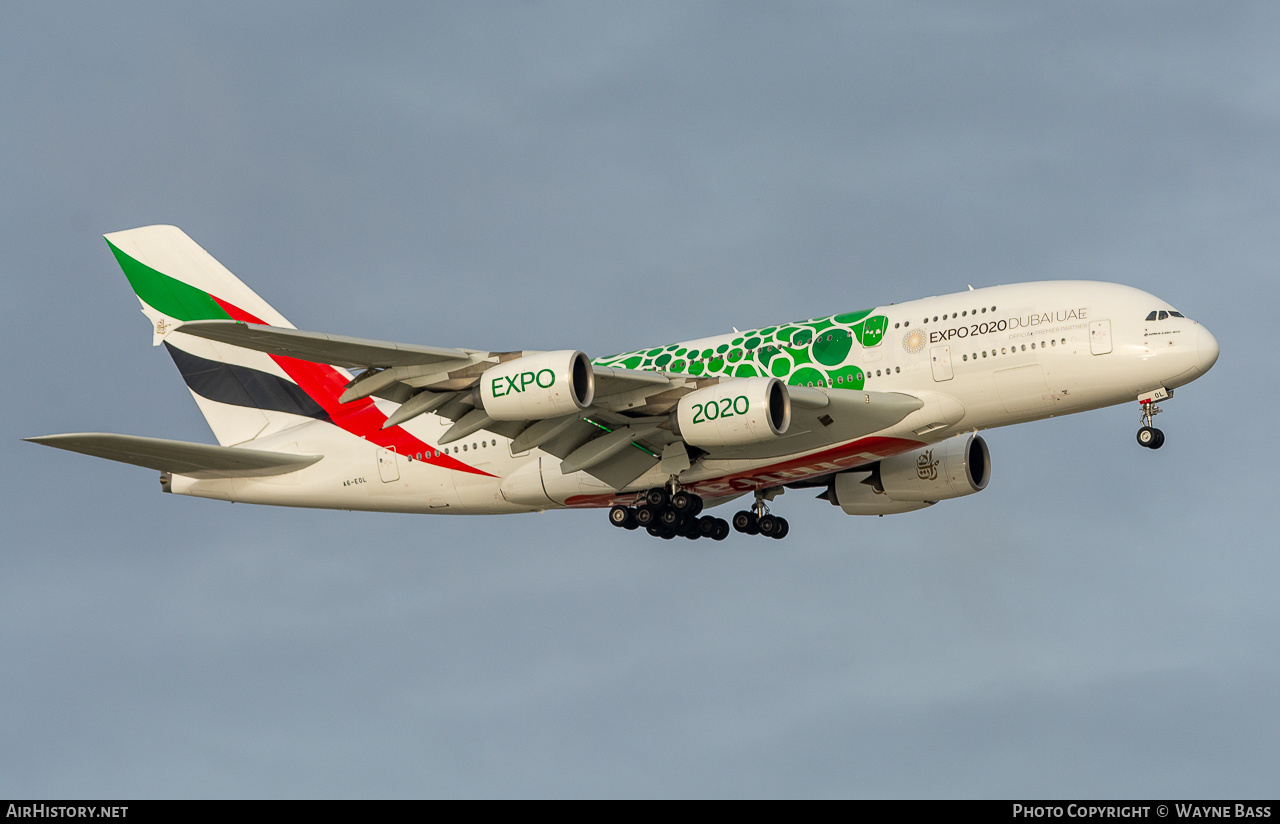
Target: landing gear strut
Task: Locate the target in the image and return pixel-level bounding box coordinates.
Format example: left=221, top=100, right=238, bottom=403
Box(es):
left=1137, top=400, right=1166, bottom=450
left=732, top=489, right=789, bottom=540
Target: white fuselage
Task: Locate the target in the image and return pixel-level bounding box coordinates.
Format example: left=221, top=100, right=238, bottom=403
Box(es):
left=168, top=281, right=1219, bottom=514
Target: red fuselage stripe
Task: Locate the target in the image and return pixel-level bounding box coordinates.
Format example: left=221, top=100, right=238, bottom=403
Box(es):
left=211, top=297, right=493, bottom=477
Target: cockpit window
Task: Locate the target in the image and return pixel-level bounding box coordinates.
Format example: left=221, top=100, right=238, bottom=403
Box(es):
left=1170, top=311, right=1185, bottom=318
left=1158, top=311, right=1169, bottom=320
left=1145, top=311, right=1158, bottom=321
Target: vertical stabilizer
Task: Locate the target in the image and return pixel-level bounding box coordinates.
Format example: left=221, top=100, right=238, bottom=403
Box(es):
left=105, top=225, right=335, bottom=446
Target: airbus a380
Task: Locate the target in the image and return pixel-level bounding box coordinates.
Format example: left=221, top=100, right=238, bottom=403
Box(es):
left=28, top=226, right=1219, bottom=541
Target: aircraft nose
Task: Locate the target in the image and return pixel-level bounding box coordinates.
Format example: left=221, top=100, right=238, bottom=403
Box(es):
left=1196, top=325, right=1220, bottom=375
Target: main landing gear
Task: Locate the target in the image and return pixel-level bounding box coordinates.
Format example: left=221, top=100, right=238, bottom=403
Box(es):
left=731, top=489, right=789, bottom=540
left=1136, top=399, right=1166, bottom=450
left=607, top=485, right=731, bottom=541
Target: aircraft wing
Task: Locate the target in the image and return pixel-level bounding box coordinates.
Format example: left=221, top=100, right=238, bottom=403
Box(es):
left=177, top=320, right=474, bottom=369
left=25, top=433, right=322, bottom=479
left=176, top=320, right=675, bottom=400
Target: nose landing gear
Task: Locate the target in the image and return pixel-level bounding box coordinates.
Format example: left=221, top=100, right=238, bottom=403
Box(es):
left=1136, top=396, right=1166, bottom=450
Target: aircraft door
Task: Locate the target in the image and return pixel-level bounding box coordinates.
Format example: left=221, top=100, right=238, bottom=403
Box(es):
left=376, top=446, right=400, bottom=482
left=929, top=345, right=954, bottom=381
left=1090, top=320, right=1113, bottom=355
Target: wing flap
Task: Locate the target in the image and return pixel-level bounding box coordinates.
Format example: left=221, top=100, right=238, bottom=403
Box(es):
left=25, top=433, right=322, bottom=479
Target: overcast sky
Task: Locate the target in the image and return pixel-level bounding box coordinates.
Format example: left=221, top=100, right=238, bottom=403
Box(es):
left=2, top=2, right=1276, bottom=798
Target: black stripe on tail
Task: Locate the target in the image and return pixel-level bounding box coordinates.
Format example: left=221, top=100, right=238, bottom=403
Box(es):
left=164, top=342, right=330, bottom=421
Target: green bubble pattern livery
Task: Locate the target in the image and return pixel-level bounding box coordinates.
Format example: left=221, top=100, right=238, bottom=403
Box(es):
left=593, top=310, right=890, bottom=390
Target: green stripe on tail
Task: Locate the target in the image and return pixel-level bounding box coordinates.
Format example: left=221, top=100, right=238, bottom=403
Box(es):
left=106, top=239, right=230, bottom=322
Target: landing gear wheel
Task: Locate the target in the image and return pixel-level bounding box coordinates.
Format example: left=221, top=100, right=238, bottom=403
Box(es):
left=1137, top=426, right=1157, bottom=448
left=671, top=490, right=702, bottom=515
left=1150, top=428, right=1165, bottom=449
left=773, top=518, right=790, bottom=539
left=758, top=515, right=782, bottom=538
left=659, top=508, right=684, bottom=527
left=646, top=524, right=664, bottom=538
left=712, top=519, right=730, bottom=541
left=609, top=505, right=632, bottom=527
left=732, top=510, right=760, bottom=535
left=635, top=505, right=658, bottom=527
left=697, top=516, right=719, bottom=538
left=645, top=488, right=670, bottom=509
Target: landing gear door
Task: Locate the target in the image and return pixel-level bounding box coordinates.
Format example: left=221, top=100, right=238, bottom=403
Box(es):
left=1090, top=320, right=1113, bottom=355
left=376, top=446, right=400, bottom=482
left=929, top=345, right=954, bottom=382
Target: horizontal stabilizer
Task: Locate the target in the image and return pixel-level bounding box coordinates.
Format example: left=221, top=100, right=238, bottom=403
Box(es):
left=177, top=320, right=472, bottom=369
left=25, top=433, right=322, bottom=479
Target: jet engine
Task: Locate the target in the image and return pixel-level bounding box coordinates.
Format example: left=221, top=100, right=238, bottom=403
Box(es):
left=478, top=350, right=595, bottom=420
left=827, top=433, right=991, bottom=515
left=673, top=377, right=791, bottom=448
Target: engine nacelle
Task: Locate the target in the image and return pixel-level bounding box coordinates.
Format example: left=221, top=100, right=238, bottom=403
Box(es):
left=880, top=433, right=990, bottom=501
left=478, top=350, right=595, bottom=421
left=827, top=434, right=991, bottom=515
left=674, top=377, right=791, bottom=448
left=829, top=471, right=935, bottom=516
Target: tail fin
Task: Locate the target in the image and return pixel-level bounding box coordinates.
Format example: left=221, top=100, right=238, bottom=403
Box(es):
left=106, top=225, right=333, bottom=446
